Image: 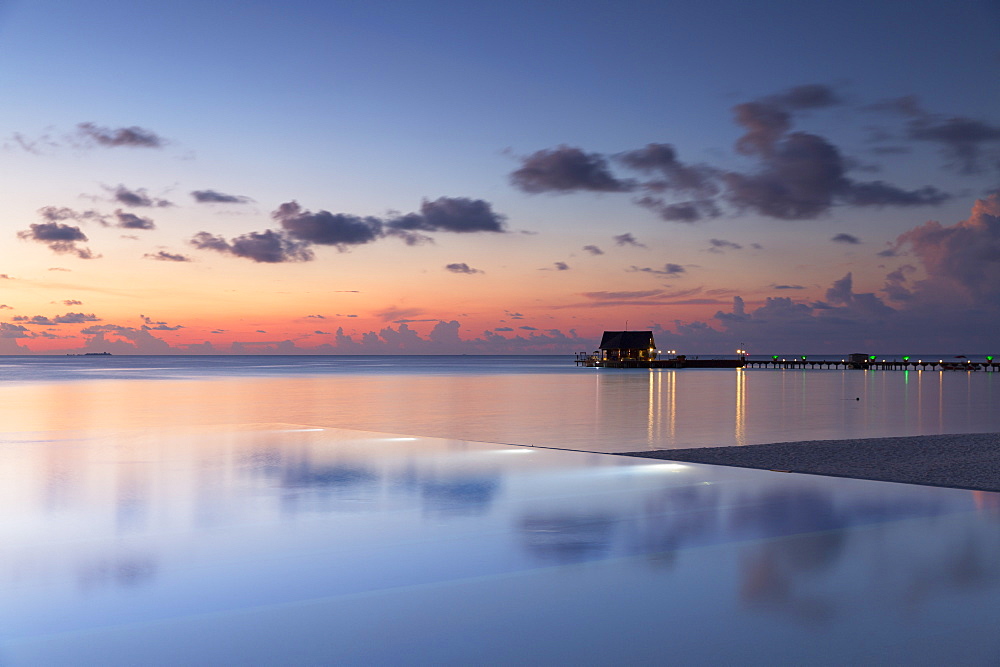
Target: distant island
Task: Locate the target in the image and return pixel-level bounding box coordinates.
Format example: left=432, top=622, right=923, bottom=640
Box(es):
left=66, top=352, right=113, bottom=356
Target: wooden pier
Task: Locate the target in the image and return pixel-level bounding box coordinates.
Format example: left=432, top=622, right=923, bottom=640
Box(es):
left=744, top=358, right=1000, bottom=371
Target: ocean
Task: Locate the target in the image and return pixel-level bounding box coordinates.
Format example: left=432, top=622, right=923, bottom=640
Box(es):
left=1, top=354, right=997, bottom=451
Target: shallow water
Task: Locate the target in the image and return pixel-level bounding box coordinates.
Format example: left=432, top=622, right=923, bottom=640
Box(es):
left=0, top=356, right=996, bottom=451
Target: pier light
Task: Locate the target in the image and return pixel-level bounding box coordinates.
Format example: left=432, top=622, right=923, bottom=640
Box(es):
left=869, top=356, right=876, bottom=361
left=988, top=356, right=994, bottom=362
left=801, top=355, right=807, bottom=360
left=772, top=355, right=778, bottom=360
left=903, top=356, right=910, bottom=361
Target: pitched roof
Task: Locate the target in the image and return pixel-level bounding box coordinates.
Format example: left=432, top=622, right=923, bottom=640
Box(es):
left=599, top=330, right=655, bottom=350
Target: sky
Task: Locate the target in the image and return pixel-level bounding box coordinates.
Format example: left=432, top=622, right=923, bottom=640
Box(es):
left=0, top=0, right=997, bottom=355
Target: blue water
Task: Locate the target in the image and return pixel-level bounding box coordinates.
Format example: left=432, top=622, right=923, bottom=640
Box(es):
left=0, top=355, right=997, bottom=451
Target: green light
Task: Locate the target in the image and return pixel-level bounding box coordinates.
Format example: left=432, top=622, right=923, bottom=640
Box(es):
left=903, top=356, right=910, bottom=361
left=801, top=355, right=807, bottom=360
left=772, top=355, right=778, bottom=360
left=988, top=356, right=994, bottom=362
left=869, top=355, right=876, bottom=361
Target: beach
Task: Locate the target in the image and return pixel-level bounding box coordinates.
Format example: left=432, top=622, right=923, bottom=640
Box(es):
left=623, top=431, right=1000, bottom=492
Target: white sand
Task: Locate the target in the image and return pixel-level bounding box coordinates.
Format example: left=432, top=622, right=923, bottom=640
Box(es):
left=621, top=432, right=1000, bottom=491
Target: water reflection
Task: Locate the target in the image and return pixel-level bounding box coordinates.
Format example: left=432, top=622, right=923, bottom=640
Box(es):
left=2, top=426, right=1000, bottom=663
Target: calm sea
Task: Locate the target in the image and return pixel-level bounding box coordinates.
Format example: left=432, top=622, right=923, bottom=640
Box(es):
left=0, top=354, right=997, bottom=452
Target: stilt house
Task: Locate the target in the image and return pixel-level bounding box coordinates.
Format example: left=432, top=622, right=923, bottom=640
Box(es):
left=599, top=331, right=657, bottom=362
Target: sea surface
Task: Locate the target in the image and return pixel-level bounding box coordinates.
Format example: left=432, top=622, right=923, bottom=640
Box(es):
left=1, top=354, right=997, bottom=452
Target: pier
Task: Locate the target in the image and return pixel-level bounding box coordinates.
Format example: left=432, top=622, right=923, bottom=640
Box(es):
left=744, top=357, right=1000, bottom=371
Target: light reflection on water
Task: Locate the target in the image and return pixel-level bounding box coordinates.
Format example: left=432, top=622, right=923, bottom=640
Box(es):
left=0, top=366, right=996, bottom=451
left=2, top=426, right=1000, bottom=663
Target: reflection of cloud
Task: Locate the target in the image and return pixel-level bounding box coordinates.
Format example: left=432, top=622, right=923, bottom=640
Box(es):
left=519, top=514, right=618, bottom=562
left=78, top=554, right=157, bottom=590
left=420, top=476, right=500, bottom=516
left=281, top=462, right=378, bottom=489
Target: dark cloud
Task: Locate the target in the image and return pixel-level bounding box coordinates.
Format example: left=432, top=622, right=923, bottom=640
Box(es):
left=189, top=230, right=314, bottom=263
left=273, top=202, right=382, bottom=248
left=144, top=250, right=191, bottom=262
left=494, top=327, right=514, bottom=332
left=509, top=85, right=949, bottom=224
left=389, top=197, right=507, bottom=233
left=141, top=315, right=182, bottom=331
left=38, top=206, right=107, bottom=225
left=445, top=262, right=483, bottom=274
left=77, top=123, right=165, bottom=148
left=54, top=312, right=100, bottom=324
left=617, top=143, right=719, bottom=198
left=306, top=314, right=326, bottom=319
left=63, top=300, right=82, bottom=305
left=108, top=185, right=172, bottom=208
left=613, top=233, right=645, bottom=247
left=519, top=326, right=538, bottom=331
left=374, top=307, right=424, bottom=322
left=582, top=245, right=604, bottom=255
left=510, top=146, right=635, bottom=194
left=908, top=116, right=1000, bottom=174
left=869, top=96, right=1000, bottom=174
left=554, top=262, right=570, bottom=271
left=12, top=315, right=53, bottom=325
left=0, top=305, right=11, bottom=310
left=17, top=223, right=97, bottom=259
left=724, top=130, right=949, bottom=220
left=113, top=210, right=155, bottom=230
left=635, top=196, right=720, bottom=222
left=627, top=263, right=685, bottom=276
left=831, top=233, right=861, bottom=244
left=773, top=284, right=805, bottom=290
left=707, top=238, right=743, bottom=253
left=191, top=190, right=253, bottom=204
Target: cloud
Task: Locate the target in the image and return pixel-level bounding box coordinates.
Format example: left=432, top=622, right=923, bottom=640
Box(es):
left=582, top=290, right=666, bottom=300
left=12, top=312, right=99, bottom=325
left=908, top=116, right=1000, bottom=174
left=194, top=197, right=507, bottom=263
left=63, top=300, right=83, bottom=305
left=554, top=262, right=569, bottom=271
left=613, top=233, right=645, bottom=247
left=509, top=145, right=635, bottom=193
left=0, top=323, right=31, bottom=338
left=17, top=222, right=97, bottom=259
left=582, top=245, right=604, bottom=255
left=273, top=202, right=383, bottom=248
left=831, top=233, right=861, bottom=244
left=617, top=143, right=719, bottom=198
left=445, top=262, right=483, bottom=274
left=0, top=305, right=10, bottom=310
left=373, top=306, right=424, bottom=322
left=772, top=284, right=805, bottom=290
left=306, top=314, right=326, bottom=319
left=113, top=210, right=155, bottom=230
left=76, top=123, right=165, bottom=148
left=627, top=263, right=685, bottom=276
left=189, top=230, right=314, bottom=263
left=144, top=250, right=191, bottom=262
left=895, top=194, right=1000, bottom=302
left=707, top=238, right=743, bottom=253
left=387, top=197, right=507, bottom=233
left=508, top=85, right=950, bottom=223
left=141, top=315, right=182, bottom=330
left=869, top=96, right=1000, bottom=174
left=38, top=206, right=107, bottom=225
left=635, top=196, right=720, bottom=222
left=191, top=190, right=253, bottom=204
left=108, top=185, right=173, bottom=208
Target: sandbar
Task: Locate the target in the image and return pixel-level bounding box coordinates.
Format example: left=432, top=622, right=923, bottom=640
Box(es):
left=620, top=432, right=1000, bottom=492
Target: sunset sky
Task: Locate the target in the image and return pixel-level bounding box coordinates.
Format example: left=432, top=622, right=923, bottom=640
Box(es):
left=0, top=0, right=997, bottom=354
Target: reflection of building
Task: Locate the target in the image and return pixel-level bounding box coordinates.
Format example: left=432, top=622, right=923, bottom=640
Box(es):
left=599, top=331, right=657, bottom=362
